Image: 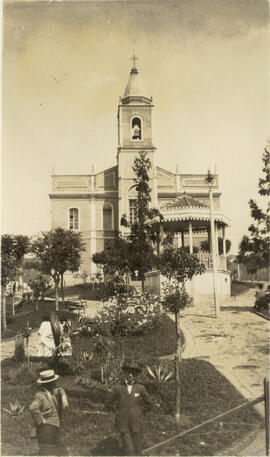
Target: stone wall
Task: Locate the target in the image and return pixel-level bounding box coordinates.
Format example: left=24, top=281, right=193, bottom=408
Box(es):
left=145, top=269, right=231, bottom=305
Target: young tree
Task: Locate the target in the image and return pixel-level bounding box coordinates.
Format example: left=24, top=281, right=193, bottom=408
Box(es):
left=1, top=235, right=29, bottom=329
left=31, top=228, right=85, bottom=310
left=238, top=144, right=270, bottom=274
left=129, top=151, right=156, bottom=290
left=158, top=246, right=206, bottom=426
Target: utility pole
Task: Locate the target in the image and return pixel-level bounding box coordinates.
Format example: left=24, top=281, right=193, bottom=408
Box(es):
left=205, top=170, right=220, bottom=318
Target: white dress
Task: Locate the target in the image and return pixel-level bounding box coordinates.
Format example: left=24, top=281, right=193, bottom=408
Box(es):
left=36, top=321, right=56, bottom=357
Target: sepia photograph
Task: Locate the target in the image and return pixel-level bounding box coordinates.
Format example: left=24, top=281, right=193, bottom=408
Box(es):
left=2, top=0, right=270, bottom=455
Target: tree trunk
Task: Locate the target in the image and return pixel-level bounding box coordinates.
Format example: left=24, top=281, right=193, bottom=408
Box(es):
left=126, top=271, right=131, bottom=288
left=55, top=278, right=60, bottom=311
left=12, top=294, right=15, bottom=317
left=2, top=286, right=7, bottom=330
left=35, top=298, right=39, bottom=311
left=141, top=275, right=145, bottom=293
left=174, top=309, right=181, bottom=427
left=60, top=273, right=65, bottom=305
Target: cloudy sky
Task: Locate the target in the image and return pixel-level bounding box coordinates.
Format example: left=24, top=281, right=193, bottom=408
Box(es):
left=2, top=0, right=269, bottom=253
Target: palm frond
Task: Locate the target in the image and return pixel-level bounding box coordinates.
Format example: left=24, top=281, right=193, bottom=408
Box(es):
left=146, top=364, right=156, bottom=379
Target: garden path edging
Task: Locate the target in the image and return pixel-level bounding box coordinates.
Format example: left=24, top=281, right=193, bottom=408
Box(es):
left=157, top=320, right=195, bottom=362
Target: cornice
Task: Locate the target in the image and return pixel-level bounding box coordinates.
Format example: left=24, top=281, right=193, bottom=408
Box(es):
left=49, top=191, right=118, bottom=199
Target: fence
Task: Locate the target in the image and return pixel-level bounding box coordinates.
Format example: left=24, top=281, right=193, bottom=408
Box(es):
left=194, top=253, right=227, bottom=270
left=142, top=377, right=270, bottom=456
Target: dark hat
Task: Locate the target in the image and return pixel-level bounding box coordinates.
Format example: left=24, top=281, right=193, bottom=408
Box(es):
left=121, top=361, right=141, bottom=373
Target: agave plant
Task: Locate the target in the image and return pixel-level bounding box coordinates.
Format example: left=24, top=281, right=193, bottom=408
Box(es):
left=3, top=400, right=25, bottom=417
left=146, top=364, right=174, bottom=382
left=80, top=351, right=93, bottom=361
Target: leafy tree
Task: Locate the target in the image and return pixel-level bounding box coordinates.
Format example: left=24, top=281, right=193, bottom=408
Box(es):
left=238, top=144, right=270, bottom=274
left=1, top=234, right=29, bottom=329
left=158, top=246, right=206, bottom=426
left=92, top=233, right=131, bottom=285
left=145, top=208, right=164, bottom=256
left=200, top=237, right=231, bottom=255
left=31, top=228, right=85, bottom=310
left=31, top=276, right=51, bottom=311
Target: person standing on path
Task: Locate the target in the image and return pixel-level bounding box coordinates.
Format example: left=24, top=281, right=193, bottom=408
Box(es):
left=254, top=283, right=266, bottom=309
left=29, top=369, right=68, bottom=456
left=105, top=361, right=154, bottom=456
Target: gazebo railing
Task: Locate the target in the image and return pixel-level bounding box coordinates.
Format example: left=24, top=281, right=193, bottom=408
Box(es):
left=194, top=253, right=227, bottom=270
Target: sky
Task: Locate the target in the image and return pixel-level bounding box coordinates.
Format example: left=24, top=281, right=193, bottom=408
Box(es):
left=2, top=0, right=270, bottom=253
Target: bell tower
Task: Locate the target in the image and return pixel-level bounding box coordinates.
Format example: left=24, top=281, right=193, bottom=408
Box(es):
left=117, top=56, right=158, bottom=230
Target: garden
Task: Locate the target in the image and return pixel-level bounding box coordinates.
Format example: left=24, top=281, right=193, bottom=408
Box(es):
left=1, top=287, right=263, bottom=456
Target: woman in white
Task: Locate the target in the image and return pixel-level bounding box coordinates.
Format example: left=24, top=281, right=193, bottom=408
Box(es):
left=36, top=314, right=56, bottom=357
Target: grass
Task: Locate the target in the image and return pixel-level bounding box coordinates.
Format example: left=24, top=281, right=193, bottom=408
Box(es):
left=71, top=313, right=177, bottom=360
left=1, top=299, right=76, bottom=340
left=46, top=283, right=108, bottom=301
left=1, top=358, right=263, bottom=456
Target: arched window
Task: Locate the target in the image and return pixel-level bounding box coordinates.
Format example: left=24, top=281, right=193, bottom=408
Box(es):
left=69, top=208, right=79, bottom=230
left=131, top=117, right=142, bottom=141
left=103, top=203, right=113, bottom=230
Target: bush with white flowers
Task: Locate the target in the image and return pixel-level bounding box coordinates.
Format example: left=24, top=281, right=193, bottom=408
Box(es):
left=95, top=290, right=162, bottom=336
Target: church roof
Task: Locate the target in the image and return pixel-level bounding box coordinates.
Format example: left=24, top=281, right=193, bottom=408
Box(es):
left=123, top=65, right=148, bottom=98
left=162, top=193, right=208, bottom=210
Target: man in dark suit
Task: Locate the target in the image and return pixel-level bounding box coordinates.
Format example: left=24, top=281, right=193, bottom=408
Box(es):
left=105, top=361, right=153, bottom=456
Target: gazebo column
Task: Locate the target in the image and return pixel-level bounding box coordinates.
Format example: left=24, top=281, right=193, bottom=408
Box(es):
left=177, top=232, right=181, bottom=248
left=215, top=222, right=219, bottom=269
left=222, top=226, right=227, bottom=270
left=158, top=224, right=164, bottom=255
left=181, top=231, right=185, bottom=247
left=189, top=221, right=193, bottom=254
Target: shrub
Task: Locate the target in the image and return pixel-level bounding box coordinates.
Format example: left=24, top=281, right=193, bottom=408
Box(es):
left=13, top=336, right=25, bottom=363
left=95, top=291, right=162, bottom=336
left=7, top=363, right=36, bottom=385
left=49, top=354, right=88, bottom=376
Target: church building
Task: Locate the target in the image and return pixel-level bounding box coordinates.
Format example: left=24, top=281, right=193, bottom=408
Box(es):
left=50, top=58, right=230, bottom=299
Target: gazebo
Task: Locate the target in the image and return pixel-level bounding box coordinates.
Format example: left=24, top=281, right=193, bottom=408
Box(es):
left=145, top=192, right=231, bottom=305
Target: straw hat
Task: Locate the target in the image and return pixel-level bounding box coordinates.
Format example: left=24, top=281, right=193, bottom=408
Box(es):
left=37, top=369, right=59, bottom=384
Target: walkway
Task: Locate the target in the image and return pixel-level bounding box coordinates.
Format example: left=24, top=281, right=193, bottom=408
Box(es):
left=181, top=288, right=269, bottom=456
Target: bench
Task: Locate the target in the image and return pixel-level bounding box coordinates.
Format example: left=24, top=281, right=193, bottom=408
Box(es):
left=67, top=298, right=87, bottom=314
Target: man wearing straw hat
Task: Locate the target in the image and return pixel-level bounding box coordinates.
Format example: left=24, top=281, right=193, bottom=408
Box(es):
left=29, top=369, right=68, bottom=455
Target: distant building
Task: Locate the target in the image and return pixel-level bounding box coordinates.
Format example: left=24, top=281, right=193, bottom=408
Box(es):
left=50, top=59, right=231, bottom=302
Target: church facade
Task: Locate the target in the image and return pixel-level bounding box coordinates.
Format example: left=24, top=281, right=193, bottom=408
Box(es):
left=50, top=61, right=227, bottom=287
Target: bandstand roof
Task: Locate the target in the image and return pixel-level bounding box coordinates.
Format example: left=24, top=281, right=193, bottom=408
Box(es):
left=159, top=193, right=230, bottom=230
left=162, top=193, right=208, bottom=210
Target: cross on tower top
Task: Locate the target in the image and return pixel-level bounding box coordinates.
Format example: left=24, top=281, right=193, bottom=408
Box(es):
left=130, top=54, right=138, bottom=67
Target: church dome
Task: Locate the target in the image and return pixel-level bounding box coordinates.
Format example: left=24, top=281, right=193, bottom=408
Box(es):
left=123, top=65, right=148, bottom=98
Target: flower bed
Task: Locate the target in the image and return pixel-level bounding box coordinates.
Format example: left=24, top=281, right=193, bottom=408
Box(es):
left=94, top=290, right=162, bottom=336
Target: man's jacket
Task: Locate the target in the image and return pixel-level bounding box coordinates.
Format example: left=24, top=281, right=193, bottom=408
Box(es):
left=29, top=387, right=67, bottom=428
left=105, top=382, right=153, bottom=432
